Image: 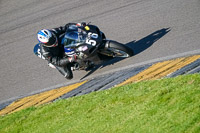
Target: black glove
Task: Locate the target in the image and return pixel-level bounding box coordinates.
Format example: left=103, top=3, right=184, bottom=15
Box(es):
left=81, top=22, right=86, bottom=27
left=76, top=22, right=87, bottom=27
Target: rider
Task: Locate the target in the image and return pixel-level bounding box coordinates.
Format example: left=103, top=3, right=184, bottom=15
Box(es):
left=37, top=22, right=85, bottom=79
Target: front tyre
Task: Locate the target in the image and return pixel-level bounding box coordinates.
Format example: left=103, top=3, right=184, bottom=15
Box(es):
left=107, top=41, right=134, bottom=57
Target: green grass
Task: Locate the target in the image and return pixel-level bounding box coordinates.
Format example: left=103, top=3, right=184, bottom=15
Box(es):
left=0, top=74, right=200, bottom=133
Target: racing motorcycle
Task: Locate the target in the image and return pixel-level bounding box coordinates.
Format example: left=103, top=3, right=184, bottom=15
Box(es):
left=34, top=23, right=133, bottom=75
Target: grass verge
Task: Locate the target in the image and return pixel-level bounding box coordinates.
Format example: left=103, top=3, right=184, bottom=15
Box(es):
left=0, top=74, right=200, bottom=133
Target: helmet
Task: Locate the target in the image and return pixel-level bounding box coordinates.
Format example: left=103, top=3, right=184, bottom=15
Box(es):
left=37, top=29, right=58, bottom=47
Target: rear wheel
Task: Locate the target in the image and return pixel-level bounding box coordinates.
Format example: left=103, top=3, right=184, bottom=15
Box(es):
left=107, top=41, right=134, bottom=57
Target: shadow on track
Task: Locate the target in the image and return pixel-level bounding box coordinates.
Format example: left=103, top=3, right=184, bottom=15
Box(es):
left=80, top=28, right=171, bottom=80
left=126, top=28, right=171, bottom=55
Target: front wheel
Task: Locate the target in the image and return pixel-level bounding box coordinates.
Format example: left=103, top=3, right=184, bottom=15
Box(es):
left=105, top=41, right=134, bottom=57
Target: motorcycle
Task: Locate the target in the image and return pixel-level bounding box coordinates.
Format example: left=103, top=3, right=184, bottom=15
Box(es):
left=34, top=23, right=134, bottom=76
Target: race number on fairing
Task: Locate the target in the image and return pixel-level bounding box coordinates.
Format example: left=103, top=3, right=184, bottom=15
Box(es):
left=86, top=32, right=98, bottom=46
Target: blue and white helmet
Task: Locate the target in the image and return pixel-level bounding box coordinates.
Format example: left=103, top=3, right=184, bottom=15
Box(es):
left=37, top=29, right=58, bottom=47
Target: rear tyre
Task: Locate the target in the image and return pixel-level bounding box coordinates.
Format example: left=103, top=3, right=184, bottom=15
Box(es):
left=108, top=41, right=134, bottom=57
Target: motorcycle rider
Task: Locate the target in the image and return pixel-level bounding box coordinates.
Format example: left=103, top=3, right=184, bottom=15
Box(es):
left=37, top=22, right=85, bottom=79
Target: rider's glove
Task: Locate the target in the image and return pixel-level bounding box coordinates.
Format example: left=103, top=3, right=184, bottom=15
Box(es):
left=81, top=22, right=86, bottom=27
left=76, top=22, right=86, bottom=27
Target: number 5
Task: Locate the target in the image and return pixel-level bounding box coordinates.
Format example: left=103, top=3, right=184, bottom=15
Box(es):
left=86, top=39, right=96, bottom=46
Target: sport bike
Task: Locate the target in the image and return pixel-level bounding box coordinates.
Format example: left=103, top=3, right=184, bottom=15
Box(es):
left=34, top=24, right=133, bottom=76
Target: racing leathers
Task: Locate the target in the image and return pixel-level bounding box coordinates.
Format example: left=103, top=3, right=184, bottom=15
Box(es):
left=39, top=23, right=77, bottom=79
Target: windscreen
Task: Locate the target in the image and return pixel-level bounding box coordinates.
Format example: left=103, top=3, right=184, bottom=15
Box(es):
left=63, top=30, right=87, bottom=48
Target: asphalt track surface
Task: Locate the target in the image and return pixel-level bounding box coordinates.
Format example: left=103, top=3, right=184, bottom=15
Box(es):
left=0, top=0, right=200, bottom=103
